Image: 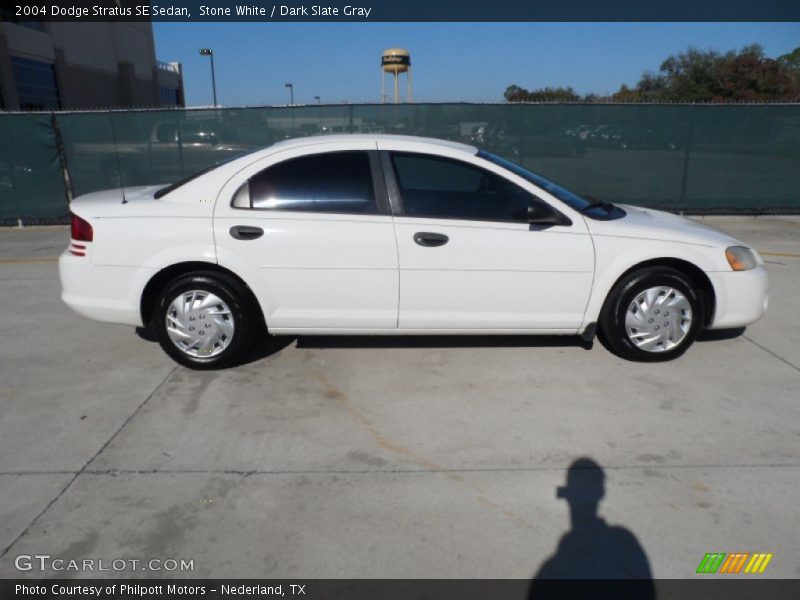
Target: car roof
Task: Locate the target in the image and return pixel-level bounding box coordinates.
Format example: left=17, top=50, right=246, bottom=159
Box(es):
left=268, top=134, right=478, bottom=155
left=187, top=134, right=482, bottom=196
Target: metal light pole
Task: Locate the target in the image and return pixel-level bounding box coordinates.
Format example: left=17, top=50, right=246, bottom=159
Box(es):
left=199, top=48, right=217, bottom=107
left=285, top=83, right=294, bottom=105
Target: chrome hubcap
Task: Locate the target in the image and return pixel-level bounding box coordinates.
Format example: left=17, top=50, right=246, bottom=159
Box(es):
left=625, top=286, right=692, bottom=353
left=165, top=290, right=234, bottom=358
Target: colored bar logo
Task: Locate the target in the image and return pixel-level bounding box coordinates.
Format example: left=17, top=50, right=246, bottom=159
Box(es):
left=696, top=552, right=773, bottom=574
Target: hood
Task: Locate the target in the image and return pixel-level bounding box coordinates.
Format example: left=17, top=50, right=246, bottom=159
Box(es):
left=587, top=204, right=746, bottom=248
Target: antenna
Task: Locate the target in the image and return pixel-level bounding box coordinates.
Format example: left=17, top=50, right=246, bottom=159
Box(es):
left=108, top=114, right=127, bottom=203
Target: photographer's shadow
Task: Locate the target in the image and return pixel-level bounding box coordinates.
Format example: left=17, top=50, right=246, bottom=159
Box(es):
left=530, top=458, right=655, bottom=598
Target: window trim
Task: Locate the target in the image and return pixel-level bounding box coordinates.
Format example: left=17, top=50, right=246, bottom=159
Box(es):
left=230, top=150, right=390, bottom=216
left=379, top=151, right=404, bottom=216
left=382, top=150, right=569, bottom=226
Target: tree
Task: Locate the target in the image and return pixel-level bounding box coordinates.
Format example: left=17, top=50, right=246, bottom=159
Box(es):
left=778, top=47, right=800, bottom=72
left=504, top=85, right=580, bottom=102
left=614, top=45, right=800, bottom=102
left=503, top=85, right=526, bottom=102
left=611, top=84, right=640, bottom=102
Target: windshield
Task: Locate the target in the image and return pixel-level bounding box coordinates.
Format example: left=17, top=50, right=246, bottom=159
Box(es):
left=478, top=149, right=606, bottom=214
left=154, top=154, right=244, bottom=199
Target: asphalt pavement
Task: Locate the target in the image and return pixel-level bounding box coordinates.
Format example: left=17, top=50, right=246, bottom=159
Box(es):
left=0, top=217, right=798, bottom=579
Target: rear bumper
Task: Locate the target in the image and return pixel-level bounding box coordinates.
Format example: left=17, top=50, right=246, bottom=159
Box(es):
left=707, top=264, right=769, bottom=329
left=59, top=251, right=145, bottom=327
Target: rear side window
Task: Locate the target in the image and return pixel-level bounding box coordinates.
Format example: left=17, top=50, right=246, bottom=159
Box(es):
left=245, top=151, right=377, bottom=214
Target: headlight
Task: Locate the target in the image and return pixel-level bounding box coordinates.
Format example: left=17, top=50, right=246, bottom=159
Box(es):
left=725, top=246, right=757, bottom=271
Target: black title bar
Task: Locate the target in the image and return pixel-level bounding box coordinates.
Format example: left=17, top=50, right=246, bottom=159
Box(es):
left=2, top=0, right=800, bottom=22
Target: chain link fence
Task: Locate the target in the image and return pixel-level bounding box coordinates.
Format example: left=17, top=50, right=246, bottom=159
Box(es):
left=1, top=102, right=799, bottom=225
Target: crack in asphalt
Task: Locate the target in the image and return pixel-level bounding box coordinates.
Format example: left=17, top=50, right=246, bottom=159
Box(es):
left=743, top=335, right=800, bottom=372
left=0, top=366, right=178, bottom=560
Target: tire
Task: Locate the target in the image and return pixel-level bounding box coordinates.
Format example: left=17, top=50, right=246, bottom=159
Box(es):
left=599, top=266, right=703, bottom=362
left=153, top=271, right=257, bottom=369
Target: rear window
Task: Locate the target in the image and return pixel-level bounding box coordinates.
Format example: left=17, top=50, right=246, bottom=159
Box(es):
left=243, top=151, right=377, bottom=214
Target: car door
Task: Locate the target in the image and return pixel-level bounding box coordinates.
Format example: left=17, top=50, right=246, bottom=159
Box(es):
left=381, top=148, right=594, bottom=331
left=214, top=143, right=399, bottom=331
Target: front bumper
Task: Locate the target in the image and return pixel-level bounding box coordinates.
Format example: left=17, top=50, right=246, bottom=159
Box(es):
left=706, top=264, right=769, bottom=329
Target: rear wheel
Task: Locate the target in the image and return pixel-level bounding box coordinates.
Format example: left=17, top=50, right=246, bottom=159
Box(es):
left=154, top=272, right=257, bottom=369
left=599, top=267, right=702, bottom=362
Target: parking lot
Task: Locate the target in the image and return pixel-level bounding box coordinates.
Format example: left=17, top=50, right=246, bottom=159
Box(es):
left=0, top=216, right=798, bottom=579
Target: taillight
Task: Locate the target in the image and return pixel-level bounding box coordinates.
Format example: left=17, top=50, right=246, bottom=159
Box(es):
left=70, top=212, right=93, bottom=242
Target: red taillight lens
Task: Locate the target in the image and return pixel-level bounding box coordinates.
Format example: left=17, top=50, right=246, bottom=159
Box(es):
left=70, top=212, right=93, bottom=242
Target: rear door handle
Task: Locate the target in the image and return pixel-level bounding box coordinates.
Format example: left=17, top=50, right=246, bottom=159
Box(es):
left=413, top=232, right=449, bottom=247
left=230, top=225, right=264, bottom=240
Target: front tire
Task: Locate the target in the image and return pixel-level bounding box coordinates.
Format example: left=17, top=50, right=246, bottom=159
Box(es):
left=599, top=267, right=702, bottom=362
left=154, top=271, right=257, bottom=369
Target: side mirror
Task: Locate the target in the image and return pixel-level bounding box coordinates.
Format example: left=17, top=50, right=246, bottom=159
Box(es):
left=527, top=202, right=571, bottom=226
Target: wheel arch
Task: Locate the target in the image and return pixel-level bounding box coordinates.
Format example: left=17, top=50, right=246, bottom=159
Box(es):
left=140, top=261, right=266, bottom=330
left=603, top=257, right=717, bottom=327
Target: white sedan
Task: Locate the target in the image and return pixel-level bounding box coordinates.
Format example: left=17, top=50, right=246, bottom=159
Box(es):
left=59, top=135, right=768, bottom=369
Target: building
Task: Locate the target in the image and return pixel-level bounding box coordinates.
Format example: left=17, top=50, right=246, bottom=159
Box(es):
left=0, top=16, right=183, bottom=111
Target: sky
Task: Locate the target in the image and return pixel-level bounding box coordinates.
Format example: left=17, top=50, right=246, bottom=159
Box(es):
left=152, top=22, right=800, bottom=107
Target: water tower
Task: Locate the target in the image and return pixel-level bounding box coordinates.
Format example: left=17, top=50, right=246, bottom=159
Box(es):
left=381, top=48, right=412, bottom=103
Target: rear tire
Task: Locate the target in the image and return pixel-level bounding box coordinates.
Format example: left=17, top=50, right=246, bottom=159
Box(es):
left=599, top=266, right=702, bottom=362
left=154, top=271, right=257, bottom=370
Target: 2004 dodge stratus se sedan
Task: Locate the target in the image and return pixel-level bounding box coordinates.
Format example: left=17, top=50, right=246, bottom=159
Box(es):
left=60, top=135, right=768, bottom=369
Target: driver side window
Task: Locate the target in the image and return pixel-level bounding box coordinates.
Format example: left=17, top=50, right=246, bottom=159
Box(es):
left=391, top=152, right=536, bottom=222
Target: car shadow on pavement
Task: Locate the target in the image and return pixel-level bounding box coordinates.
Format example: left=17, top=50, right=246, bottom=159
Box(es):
left=135, top=325, right=159, bottom=343
left=241, top=335, right=296, bottom=365
left=696, top=326, right=746, bottom=342
left=135, top=325, right=296, bottom=366
left=529, top=457, right=655, bottom=599
left=295, top=334, right=594, bottom=350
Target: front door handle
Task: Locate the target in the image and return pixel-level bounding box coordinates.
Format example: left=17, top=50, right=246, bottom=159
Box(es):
left=413, top=232, right=449, bottom=247
left=230, top=225, right=264, bottom=240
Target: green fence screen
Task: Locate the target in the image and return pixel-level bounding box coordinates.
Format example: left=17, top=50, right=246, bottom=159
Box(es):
left=0, top=114, right=68, bottom=224
left=2, top=103, right=799, bottom=223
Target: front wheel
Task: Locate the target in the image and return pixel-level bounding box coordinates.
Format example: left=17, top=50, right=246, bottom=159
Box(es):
left=599, top=267, right=703, bottom=362
left=154, top=272, right=257, bottom=369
